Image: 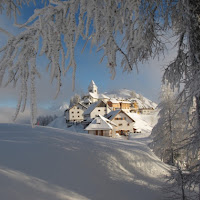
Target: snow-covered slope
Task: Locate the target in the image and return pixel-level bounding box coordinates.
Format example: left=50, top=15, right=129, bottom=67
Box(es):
left=48, top=116, right=87, bottom=134
left=0, top=123, right=170, bottom=200
left=105, top=89, right=157, bottom=109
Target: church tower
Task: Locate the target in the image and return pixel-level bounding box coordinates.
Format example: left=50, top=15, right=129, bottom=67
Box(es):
left=88, top=80, right=98, bottom=94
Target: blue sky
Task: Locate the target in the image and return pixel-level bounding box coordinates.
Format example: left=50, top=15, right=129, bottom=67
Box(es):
left=0, top=1, right=177, bottom=120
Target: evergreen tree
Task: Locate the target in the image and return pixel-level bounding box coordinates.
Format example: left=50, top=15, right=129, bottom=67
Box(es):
left=150, top=84, right=179, bottom=165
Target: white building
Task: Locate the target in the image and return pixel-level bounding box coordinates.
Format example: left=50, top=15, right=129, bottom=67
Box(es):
left=82, top=80, right=110, bottom=104
left=85, top=115, right=117, bottom=137
left=83, top=100, right=111, bottom=121
left=65, top=102, right=88, bottom=123
left=106, top=109, right=135, bottom=136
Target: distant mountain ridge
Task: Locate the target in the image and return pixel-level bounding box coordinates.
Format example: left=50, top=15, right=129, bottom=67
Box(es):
left=104, top=89, right=157, bottom=109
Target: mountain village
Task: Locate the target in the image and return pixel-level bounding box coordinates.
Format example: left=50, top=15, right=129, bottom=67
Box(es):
left=64, top=80, right=156, bottom=137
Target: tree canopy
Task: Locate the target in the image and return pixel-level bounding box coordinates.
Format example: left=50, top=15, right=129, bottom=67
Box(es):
left=0, top=0, right=200, bottom=129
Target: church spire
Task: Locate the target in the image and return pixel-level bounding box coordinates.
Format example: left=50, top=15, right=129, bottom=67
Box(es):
left=88, top=80, right=98, bottom=94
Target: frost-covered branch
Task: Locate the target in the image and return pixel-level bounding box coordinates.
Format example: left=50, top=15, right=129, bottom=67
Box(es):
left=0, top=0, right=167, bottom=125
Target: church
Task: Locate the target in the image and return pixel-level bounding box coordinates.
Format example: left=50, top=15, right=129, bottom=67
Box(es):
left=82, top=80, right=109, bottom=105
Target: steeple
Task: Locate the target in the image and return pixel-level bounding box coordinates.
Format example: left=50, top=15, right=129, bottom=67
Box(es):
left=88, top=80, right=98, bottom=94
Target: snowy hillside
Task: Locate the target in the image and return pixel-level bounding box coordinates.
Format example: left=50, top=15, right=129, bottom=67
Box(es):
left=104, top=89, right=157, bottom=109
left=0, top=123, right=170, bottom=200
left=48, top=116, right=87, bottom=134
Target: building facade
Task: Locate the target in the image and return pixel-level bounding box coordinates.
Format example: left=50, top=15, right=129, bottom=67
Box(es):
left=65, top=103, right=87, bottom=122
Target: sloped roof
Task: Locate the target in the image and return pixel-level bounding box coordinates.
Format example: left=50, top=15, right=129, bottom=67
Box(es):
left=78, top=102, right=88, bottom=109
left=88, top=92, right=109, bottom=100
left=69, top=102, right=88, bottom=110
left=106, top=110, right=121, bottom=120
left=85, top=115, right=117, bottom=131
left=84, top=98, right=92, bottom=103
left=109, top=98, right=120, bottom=104
left=120, top=101, right=131, bottom=104
left=108, top=99, right=131, bottom=104
left=89, top=92, right=99, bottom=99
left=98, top=94, right=110, bottom=99
left=106, top=109, right=135, bottom=122
left=84, top=100, right=107, bottom=115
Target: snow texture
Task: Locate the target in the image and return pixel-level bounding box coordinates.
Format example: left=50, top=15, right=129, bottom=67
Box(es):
left=0, top=123, right=170, bottom=200
left=85, top=114, right=117, bottom=131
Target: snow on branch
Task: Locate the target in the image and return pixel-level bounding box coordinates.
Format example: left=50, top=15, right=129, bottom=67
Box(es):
left=0, top=0, right=165, bottom=125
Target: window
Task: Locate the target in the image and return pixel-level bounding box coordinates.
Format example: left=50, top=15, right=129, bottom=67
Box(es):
left=77, top=111, right=79, bottom=113
left=72, top=116, right=74, bottom=118
left=119, top=124, right=122, bottom=126
left=127, top=123, right=130, bottom=126
left=78, top=116, right=80, bottom=118
left=77, top=107, right=79, bottom=109
left=98, top=109, right=101, bottom=112
left=72, top=111, right=74, bottom=114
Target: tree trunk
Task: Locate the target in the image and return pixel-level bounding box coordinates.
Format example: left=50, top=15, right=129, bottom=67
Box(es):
left=189, top=1, right=200, bottom=199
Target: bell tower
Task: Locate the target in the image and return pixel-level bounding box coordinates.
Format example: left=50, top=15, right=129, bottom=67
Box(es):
left=88, top=80, right=98, bottom=94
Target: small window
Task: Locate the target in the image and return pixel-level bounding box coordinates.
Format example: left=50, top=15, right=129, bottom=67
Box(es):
left=98, top=109, right=101, bottom=112
left=78, top=116, right=80, bottom=118
left=72, top=116, right=74, bottom=118
left=77, top=111, right=79, bottom=113
left=119, top=124, right=122, bottom=126
left=72, top=112, right=74, bottom=114
left=77, top=107, right=79, bottom=109
left=127, top=123, right=130, bottom=126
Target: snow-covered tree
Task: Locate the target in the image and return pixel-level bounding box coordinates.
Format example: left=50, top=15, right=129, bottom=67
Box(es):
left=69, top=94, right=81, bottom=107
left=163, top=164, right=190, bottom=200
left=151, top=83, right=200, bottom=198
left=36, top=114, right=57, bottom=126
left=150, top=84, right=186, bottom=165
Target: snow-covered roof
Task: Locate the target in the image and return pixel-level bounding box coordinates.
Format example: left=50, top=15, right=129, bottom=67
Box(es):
left=108, top=99, right=131, bottom=104
left=120, top=101, right=131, bottom=104
left=89, top=92, right=99, bottom=99
left=84, top=98, right=92, bottom=103
left=109, top=98, right=120, bottom=104
left=127, top=113, right=153, bottom=132
left=84, top=100, right=106, bottom=115
left=98, top=94, right=110, bottom=99
left=106, top=110, right=121, bottom=120
left=105, top=89, right=157, bottom=109
left=89, top=92, right=109, bottom=100
left=106, top=109, right=135, bottom=122
left=78, top=102, right=88, bottom=109
left=68, top=102, right=87, bottom=110
left=85, top=115, right=117, bottom=131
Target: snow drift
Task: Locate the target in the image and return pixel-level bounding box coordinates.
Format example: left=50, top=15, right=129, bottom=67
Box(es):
left=0, top=123, right=170, bottom=200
